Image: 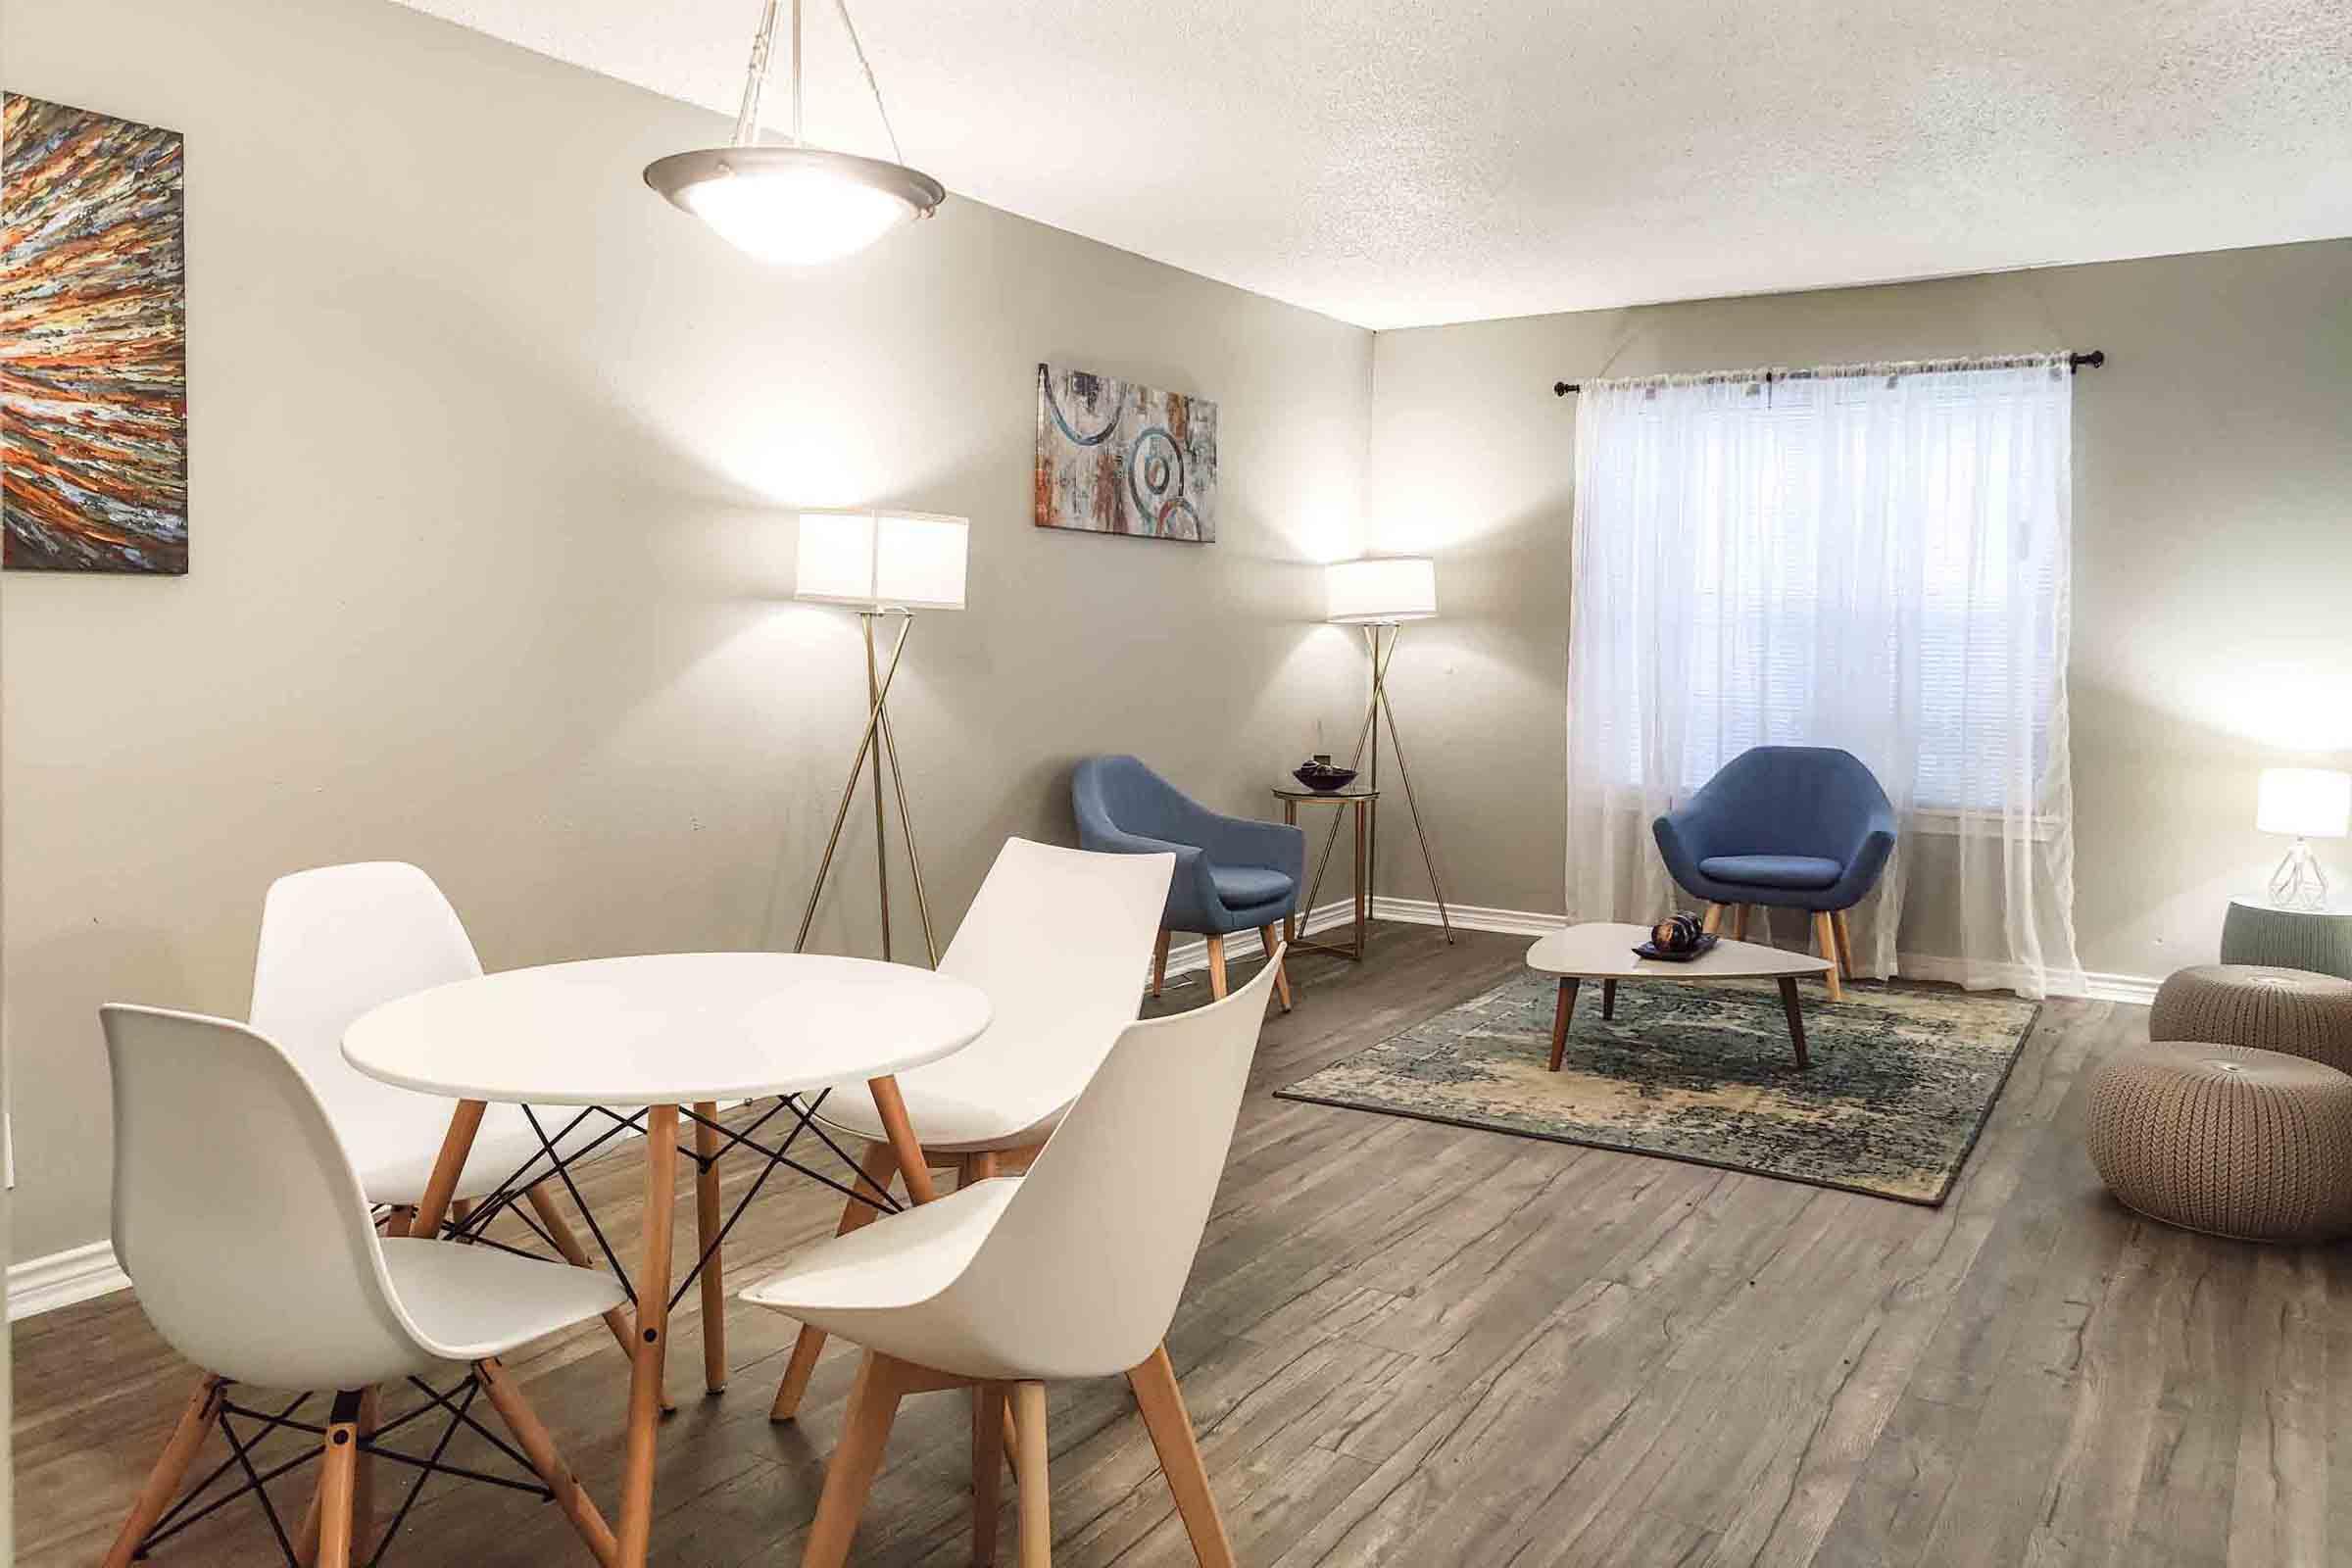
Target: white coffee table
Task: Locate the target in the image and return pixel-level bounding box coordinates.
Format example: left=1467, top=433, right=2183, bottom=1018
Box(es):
left=1525, top=922, right=1834, bottom=1070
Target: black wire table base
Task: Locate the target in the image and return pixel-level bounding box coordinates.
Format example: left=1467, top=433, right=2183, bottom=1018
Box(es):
left=430, top=1088, right=905, bottom=1320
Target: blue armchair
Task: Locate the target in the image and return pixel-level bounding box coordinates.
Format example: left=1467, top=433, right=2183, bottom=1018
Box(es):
left=1650, top=745, right=1895, bottom=1000
left=1072, top=755, right=1300, bottom=1009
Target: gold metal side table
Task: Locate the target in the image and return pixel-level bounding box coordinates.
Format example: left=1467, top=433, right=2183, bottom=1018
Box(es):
left=1275, top=785, right=1379, bottom=961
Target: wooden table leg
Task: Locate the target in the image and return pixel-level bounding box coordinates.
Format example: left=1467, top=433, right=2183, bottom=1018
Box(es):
left=867, top=1075, right=939, bottom=1204
left=617, top=1103, right=680, bottom=1567
left=1547, top=977, right=1581, bottom=1071
left=411, top=1099, right=487, bottom=1242
left=1600, top=978, right=1617, bottom=1020
left=1778, top=976, right=1810, bottom=1070
left=692, top=1102, right=726, bottom=1395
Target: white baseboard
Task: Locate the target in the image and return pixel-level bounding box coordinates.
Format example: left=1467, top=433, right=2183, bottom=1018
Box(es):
left=7, top=1238, right=130, bottom=1322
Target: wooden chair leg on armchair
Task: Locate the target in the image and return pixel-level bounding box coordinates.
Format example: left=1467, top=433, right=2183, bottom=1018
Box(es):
left=1152, top=930, right=1172, bottom=998
left=1257, top=926, right=1293, bottom=1012
left=1812, top=911, right=1845, bottom=1002
left=1203, top=935, right=1229, bottom=1000
left=1701, top=904, right=1726, bottom=935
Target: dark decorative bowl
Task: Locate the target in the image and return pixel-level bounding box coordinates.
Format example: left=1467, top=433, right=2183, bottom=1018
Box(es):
left=1292, top=760, right=1358, bottom=793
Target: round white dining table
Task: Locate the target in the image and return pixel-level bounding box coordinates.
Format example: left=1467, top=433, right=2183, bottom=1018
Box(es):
left=344, top=951, right=992, bottom=1568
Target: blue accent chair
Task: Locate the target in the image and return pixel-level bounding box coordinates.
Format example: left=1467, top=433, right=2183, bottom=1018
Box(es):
left=1072, top=756, right=1301, bottom=1009
left=1650, top=745, right=1896, bottom=1000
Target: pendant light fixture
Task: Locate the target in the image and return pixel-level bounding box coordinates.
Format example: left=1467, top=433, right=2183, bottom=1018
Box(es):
left=644, top=0, right=945, bottom=267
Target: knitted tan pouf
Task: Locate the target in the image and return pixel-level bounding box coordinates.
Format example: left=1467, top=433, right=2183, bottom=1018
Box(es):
left=2085, top=1043, right=2352, bottom=1242
left=2149, top=964, right=2352, bottom=1073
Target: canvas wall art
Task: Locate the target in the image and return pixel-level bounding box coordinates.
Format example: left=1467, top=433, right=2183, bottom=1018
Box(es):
left=2, top=93, right=188, bottom=573
left=1034, top=363, right=1217, bottom=543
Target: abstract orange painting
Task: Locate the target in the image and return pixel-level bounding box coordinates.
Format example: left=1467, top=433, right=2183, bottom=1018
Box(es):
left=2, top=94, right=187, bottom=573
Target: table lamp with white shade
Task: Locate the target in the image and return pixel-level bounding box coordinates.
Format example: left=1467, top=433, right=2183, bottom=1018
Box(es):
left=1309, top=557, right=1453, bottom=940
left=2258, top=766, right=2350, bottom=911
left=793, top=509, right=969, bottom=963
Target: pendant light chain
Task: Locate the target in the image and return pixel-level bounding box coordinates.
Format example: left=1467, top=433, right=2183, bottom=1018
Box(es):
left=832, top=0, right=907, bottom=168
left=728, top=0, right=904, bottom=165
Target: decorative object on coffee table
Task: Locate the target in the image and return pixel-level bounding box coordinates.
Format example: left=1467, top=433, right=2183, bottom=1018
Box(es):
left=1275, top=968, right=2038, bottom=1204
left=2085, top=1042, right=2352, bottom=1242
left=2149, top=964, right=2352, bottom=1074
left=1291, top=755, right=1357, bottom=792
left=1526, top=922, right=1831, bottom=1069
left=1273, top=782, right=1378, bottom=963
left=2255, top=766, right=2349, bottom=912
left=2220, top=897, right=2352, bottom=981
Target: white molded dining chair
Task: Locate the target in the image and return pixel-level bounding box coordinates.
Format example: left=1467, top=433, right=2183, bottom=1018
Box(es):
left=98, top=1004, right=624, bottom=1568
left=253, top=861, right=648, bottom=1381
left=769, top=837, right=1174, bottom=1421
left=742, top=950, right=1283, bottom=1568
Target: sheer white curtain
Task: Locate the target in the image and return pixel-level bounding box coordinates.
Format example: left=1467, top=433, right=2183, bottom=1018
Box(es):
left=1565, top=356, right=2083, bottom=997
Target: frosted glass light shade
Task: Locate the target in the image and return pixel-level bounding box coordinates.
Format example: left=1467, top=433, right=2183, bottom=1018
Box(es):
left=2258, top=767, right=2352, bottom=839
left=643, top=147, right=945, bottom=268
left=1327, top=557, right=1438, bottom=623
left=796, top=510, right=968, bottom=611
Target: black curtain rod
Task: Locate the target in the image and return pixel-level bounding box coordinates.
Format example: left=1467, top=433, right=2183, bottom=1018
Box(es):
left=1552, top=350, right=2104, bottom=396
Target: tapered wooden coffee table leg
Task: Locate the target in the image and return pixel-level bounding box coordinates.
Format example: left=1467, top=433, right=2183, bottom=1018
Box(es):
left=1547, top=977, right=1581, bottom=1071
left=1600, top=978, right=1617, bottom=1020
left=1778, top=976, right=1810, bottom=1069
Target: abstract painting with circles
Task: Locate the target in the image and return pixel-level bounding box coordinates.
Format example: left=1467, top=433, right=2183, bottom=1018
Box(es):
left=1033, top=364, right=1218, bottom=544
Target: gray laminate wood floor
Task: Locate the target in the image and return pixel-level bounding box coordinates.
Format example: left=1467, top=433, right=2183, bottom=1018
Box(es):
left=15, top=924, right=2346, bottom=1566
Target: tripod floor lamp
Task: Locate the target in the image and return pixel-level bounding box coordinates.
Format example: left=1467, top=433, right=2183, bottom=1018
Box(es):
left=792, top=508, right=969, bottom=965
left=1311, top=556, right=1453, bottom=940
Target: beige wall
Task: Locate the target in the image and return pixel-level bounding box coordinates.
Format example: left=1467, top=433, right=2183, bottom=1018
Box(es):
left=1365, top=239, right=2352, bottom=983
left=3, top=0, right=1374, bottom=1263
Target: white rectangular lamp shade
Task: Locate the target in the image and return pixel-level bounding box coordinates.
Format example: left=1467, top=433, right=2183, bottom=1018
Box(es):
left=2258, top=766, right=2352, bottom=839
left=1326, top=557, right=1437, bottom=623
left=796, top=510, right=968, bottom=611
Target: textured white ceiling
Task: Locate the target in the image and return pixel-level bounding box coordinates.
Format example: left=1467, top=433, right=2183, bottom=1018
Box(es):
left=390, top=0, right=2352, bottom=329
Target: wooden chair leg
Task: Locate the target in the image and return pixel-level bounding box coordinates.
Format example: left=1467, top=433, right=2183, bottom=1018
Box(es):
left=316, top=1392, right=363, bottom=1568
left=972, top=1383, right=1007, bottom=1566
left=1700, top=903, right=1725, bottom=935
left=478, top=1356, right=619, bottom=1568
left=101, top=1374, right=224, bottom=1568
left=693, top=1101, right=727, bottom=1395
left=803, top=1353, right=910, bottom=1568
left=1152, top=929, right=1172, bottom=998
left=1257, top=926, right=1293, bottom=1012
left=1204, top=935, right=1229, bottom=1001
left=1732, top=904, right=1752, bottom=941
left=352, top=1388, right=380, bottom=1562
left=1812, top=911, right=1844, bottom=1002
left=1832, top=909, right=1858, bottom=981
left=1128, top=1346, right=1234, bottom=1568
left=1012, top=1381, right=1052, bottom=1568
left=771, top=1141, right=901, bottom=1422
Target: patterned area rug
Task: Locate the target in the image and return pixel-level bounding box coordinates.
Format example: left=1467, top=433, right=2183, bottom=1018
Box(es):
left=1276, top=972, right=2040, bottom=1204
